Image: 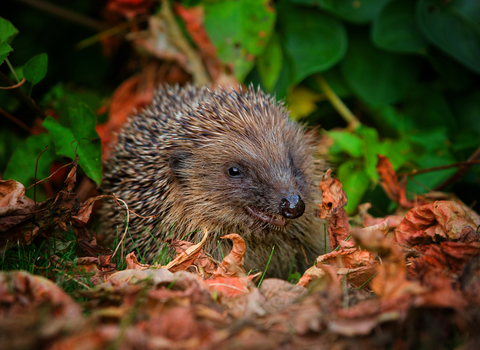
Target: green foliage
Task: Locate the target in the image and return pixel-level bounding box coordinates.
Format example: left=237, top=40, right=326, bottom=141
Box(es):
left=4, top=134, right=55, bottom=187
left=372, top=0, right=428, bottom=54
left=43, top=103, right=102, bottom=185
left=417, top=0, right=480, bottom=74
left=0, top=16, right=19, bottom=43
left=23, top=53, right=48, bottom=86
left=278, top=0, right=347, bottom=83
left=0, top=41, right=12, bottom=65
left=1, top=16, right=102, bottom=187
left=204, top=0, right=276, bottom=81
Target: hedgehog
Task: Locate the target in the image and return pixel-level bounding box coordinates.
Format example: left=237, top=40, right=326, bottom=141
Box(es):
left=100, top=84, right=325, bottom=278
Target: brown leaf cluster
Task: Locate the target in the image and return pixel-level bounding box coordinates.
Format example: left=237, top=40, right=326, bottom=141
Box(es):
left=2, top=158, right=480, bottom=349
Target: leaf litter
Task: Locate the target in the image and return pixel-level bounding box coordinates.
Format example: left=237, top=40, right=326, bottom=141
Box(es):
left=1, top=156, right=480, bottom=349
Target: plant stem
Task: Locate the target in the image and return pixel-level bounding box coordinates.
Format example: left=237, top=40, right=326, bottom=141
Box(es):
left=317, top=75, right=360, bottom=130
left=0, top=72, right=47, bottom=119
left=5, top=59, right=19, bottom=83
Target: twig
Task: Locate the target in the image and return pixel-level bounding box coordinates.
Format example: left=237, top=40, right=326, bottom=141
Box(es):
left=33, top=146, right=49, bottom=207
left=435, top=145, right=480, bottom=191
left=26, top=161, right=74, bottom=190
left=0, top=107, right=33, bottom=133
left=0, top=77, right=26, bottom=90
left=112, top=196, right=130, bottom=263
left=317, top=75, right=360, bottom=130
left=400, top=159, right=480, bottom=177
left=159, top=0, right=210, bottom=85
left=76, top=16, right=148, bottom=50
left=0, top=72, right=47, bottom=119
left=14, top=0, right=107, bottom=32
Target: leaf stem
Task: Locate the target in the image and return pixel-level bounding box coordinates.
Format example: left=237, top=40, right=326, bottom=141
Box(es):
left=5, top=58, right=19, bottom=83
left=317, top=75, right=360, bottom=130
left=0, top=71, right=47, bottom=119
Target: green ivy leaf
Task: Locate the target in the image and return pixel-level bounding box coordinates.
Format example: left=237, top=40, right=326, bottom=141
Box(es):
left=328, top=131, right=363, bottom=158
left=341, top=33, right=419, bottom=106
left=0, top=41, right=12, bottom=66
left=204, top=0, right=276, bottom=82
left=337, top=160, right=370, bottom=214
left=372, top=0, right=428, bottom=54
left=319, top=0, right=391, bottom=23
left=3, top=134, right=55, bottom=187
left=279, top=1, right=347, bottom=83
left=0, top=17, right=18, bottom=44
left=417, top=0, right=480, bottom=74
left=23, top=53, right=48, bottom=86
left=68, top=103, right=102, bottom=185
left=42, top=116, right=76, bottom=159
left=257, top=33, right=283, bottom=92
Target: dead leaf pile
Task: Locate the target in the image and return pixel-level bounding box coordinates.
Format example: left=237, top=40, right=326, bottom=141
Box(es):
left=1, top=156, right=480, bottom=349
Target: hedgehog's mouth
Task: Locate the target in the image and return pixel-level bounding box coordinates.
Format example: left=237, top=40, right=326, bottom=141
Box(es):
left=246, top=207, right=286, bottom=227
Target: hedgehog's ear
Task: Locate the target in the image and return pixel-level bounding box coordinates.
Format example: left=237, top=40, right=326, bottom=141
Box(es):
left=169, top=149, right=192, bottom=181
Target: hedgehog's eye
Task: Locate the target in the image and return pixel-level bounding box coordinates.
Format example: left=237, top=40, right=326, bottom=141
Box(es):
left=228, top=166, right=242, bottom=177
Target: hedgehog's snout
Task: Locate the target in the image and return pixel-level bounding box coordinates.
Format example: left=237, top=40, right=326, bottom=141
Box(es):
left=280, top=194, right=305, bottom=219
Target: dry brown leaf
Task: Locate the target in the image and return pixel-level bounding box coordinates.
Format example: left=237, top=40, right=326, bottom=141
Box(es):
left=318, top=169, right=354, bottom=250
left=125, top=251, right=151, bottom=270
left=395, top=200, right=480, bottom=245
left=259, top=278, right=308, bottom=313
left=164, top=229, right=209, bottom=272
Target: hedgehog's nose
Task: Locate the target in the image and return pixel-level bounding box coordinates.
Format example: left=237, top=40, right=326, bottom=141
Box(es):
left=280, top=194, right=305, bottom=219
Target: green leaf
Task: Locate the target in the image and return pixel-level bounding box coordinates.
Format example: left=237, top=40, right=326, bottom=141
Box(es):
left=372, top=0, right=428, bottom=54
left=337, top=161, right=370, bottom=214
left=341, top=33, right=419, bottom=106
left=0, top=41, right=12, bottom=65
left=328, top=131, right=363, bottom=158
left=42, top=116, right=76, bottom=159
left=68, top=103, right=102, bottom=185
left=403, top=85, right=457, bottom=132
left=257, top=33, right=283, bottom=92
left=357, top=125, right=380, bottom=182
left=3, top=134, right=55, bottom=187
left=0, top=17, right=18, bottom=44
left=278, top=1, right=347, bottom=83
left=319, top=0, right=391, bottom=23
left=23, top=53, right=48, bottom=86
left=416, top=0, right=480, bottom=74
left=453, top=90, right=480, bottom=132
left=204, top=0, right=276, bottom=82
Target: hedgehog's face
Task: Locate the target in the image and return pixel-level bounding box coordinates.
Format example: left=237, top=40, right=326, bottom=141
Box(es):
left=168, top=123, right=314, bottom=234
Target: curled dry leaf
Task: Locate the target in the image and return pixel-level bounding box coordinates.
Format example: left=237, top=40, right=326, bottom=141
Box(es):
left=297, top=265, right=325, bottom=287
left=211, top=233, right=246, bottom=279
left=164, top=229, right=209, bottom=272
left=125, top=251, right=151, bottom=270
left=358, top=203, right=404, bottom=230
left=318, top=169, right=353, bottom=250
left=316, top=247, right=377, bottom=289
left=376, top=155, right=417, bottom=208
left=395, top=200, right=480, bottom=245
